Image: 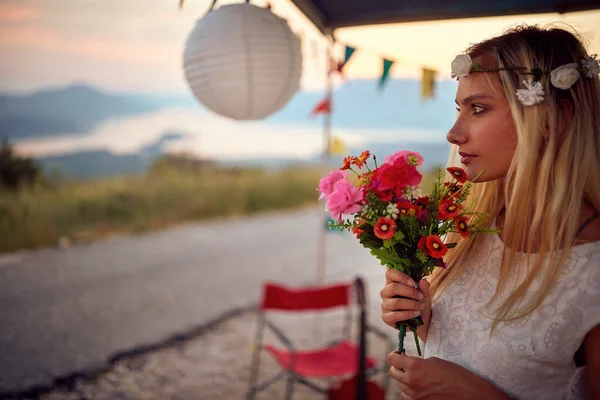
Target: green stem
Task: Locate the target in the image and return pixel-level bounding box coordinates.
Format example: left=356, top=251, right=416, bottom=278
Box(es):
left=410, top=326, right=422, bottom=357
left=397, top=323, right=407, bottom=354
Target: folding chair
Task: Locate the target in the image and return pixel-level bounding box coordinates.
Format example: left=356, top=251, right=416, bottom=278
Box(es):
left=246, top=277, right=393, bottom=400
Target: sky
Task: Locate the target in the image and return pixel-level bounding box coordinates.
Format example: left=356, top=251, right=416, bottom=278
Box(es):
left=1, top=0, right=600, bottom=95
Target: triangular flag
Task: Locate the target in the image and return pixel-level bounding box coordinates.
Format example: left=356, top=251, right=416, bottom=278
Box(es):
left=341, top=45, right=356, bottom=69
left=310, top=97, right=331, bottom=116
left=378, top=58, right=395, bottom=92
left=421, top=68, right=437, bottom=100
left=329, top=136, right=348, bottom=156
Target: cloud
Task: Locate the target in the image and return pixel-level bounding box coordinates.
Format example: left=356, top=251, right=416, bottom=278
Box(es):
left=0, top=3, right=40, bottom=23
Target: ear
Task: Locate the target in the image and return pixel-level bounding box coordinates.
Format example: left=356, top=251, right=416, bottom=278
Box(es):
left=544, top=99, right=574, bottom=140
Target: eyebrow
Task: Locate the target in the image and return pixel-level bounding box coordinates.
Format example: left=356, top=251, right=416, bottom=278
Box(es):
left=454, top=94, right=494, bottom=106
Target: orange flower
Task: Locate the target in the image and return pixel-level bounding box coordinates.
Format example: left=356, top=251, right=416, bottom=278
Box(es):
left=447, top=167, right=467, bottom=183
left=341, top=156, right=353, bottom=171
left=358, top=150, right=371, bottom=164
left=352, top=156, right=365, bottom=168
left=374, top=217, right=396, bottom=240
left=438, top=199, right=461, bottom=220
left=352, top=226, right=365, bottom=238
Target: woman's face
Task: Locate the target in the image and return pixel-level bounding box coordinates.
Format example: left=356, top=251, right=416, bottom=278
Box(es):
left=446, top=72, right=518, bottom=182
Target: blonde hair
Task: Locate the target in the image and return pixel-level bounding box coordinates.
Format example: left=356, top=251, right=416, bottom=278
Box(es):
left=430, top=25, right=600, bottom=335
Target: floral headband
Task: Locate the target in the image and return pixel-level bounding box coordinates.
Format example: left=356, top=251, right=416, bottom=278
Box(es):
left=451, top=53, right=600, bottom=106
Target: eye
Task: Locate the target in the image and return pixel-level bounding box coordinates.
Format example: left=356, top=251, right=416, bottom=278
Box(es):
left=473, top=105, right=485, bottom=114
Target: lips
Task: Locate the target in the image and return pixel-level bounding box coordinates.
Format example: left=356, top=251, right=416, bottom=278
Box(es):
left=458, top=151, right=477, bottom=165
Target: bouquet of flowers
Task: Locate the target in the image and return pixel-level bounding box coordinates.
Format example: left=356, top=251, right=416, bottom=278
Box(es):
left=318, top=150, right=493, bottom=355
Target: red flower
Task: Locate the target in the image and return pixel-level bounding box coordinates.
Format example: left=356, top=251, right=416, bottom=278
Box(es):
left=417, top=236, right=427, bottom=253
left=415, top=196, right=430, bottom=210
left=374, top=217, right=396, bottom=240
left=395, top=201, right=422, bottom=219
left=454, top=216, right=470, bottom=238
left=341, top=156, right=353, bottom=171
left=396, top=200, right=412, bottom=216
left=424, top=235, right=448, bottom=258
left=447, top=167, right=467, bottom=183
left=377, top=160, right=422, bottom=196
left=444, top=182, right=463, bottom=199
left=438, top=199, right=461, bottom=220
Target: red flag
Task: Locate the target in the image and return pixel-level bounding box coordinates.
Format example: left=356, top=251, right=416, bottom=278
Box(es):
left=310, top=97, right=331, bottom=116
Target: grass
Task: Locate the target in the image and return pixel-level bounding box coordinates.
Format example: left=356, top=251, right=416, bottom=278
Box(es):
left=0, top=166, right=325, bottom=254
left=0, top=165, right=442, bottom=254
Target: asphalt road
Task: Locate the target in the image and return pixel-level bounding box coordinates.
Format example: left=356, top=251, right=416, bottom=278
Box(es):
left=0, top=208, right=389, bottom=395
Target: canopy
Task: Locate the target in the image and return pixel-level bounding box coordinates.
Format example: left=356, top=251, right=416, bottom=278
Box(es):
left=289, top=0, right=600, bottom=34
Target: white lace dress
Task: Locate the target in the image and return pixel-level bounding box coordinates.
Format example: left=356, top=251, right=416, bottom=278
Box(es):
left=424, top=229, right=600, bottom=399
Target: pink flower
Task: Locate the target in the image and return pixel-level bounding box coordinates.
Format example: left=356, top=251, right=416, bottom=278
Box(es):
left=326, top=180, right=364, bottom=222
left=318, top=170, right=349, bottom=200
left=385, top=151, right=424, bottom=167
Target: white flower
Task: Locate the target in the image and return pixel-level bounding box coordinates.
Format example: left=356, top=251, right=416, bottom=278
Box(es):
left=451, top=54, right=473, bottom=79
left=581, top=54, right=600, bottom=78
left=550, top=63, right=580, bottom=89
left=516, top=80, right=545, bottom=106
left=361, top=204, right=370, bottom=213
left=386, top=203, right=399, bottom=219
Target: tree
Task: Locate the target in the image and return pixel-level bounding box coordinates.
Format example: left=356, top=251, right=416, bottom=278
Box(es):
left=0, top=138, right=40, bottom=190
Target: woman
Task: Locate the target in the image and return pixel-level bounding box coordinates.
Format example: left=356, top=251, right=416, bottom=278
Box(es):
left=380, top=25, right=600, bottom=399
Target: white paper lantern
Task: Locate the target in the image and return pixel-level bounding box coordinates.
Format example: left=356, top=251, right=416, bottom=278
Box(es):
left=183, top=3, right=302, bottom=121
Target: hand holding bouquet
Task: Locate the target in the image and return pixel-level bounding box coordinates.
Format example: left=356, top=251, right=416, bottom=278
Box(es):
left=318, top=150, right=493, bottom=355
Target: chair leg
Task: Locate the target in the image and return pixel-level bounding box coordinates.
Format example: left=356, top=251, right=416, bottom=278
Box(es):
left=285, top=373, right=295, bottom=400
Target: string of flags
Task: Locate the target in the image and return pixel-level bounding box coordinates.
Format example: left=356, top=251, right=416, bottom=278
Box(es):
left=308, top=43, right=439, bottom=119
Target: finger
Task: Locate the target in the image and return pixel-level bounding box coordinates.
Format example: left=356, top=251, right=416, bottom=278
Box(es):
left=381, top=282, right=424, bottom=301
left=418, top=278, right=431, bottom=298
left=386, top=268, right=416, bottom=287
left=390, top=367, right=416, bottom=398
left=382, top=297, right=424, bottom=312
left=387, top=351, right=410, bottom=370
left=382, top=310, right=422, bottom=326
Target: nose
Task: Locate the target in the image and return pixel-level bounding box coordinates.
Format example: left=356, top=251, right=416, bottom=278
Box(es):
left=446, top=119, right=468, bottom=146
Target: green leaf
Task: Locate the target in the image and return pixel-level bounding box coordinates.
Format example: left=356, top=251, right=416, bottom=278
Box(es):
left=446, top=242, right=457, bottom=249
left=369, top=246, right=407, bottom=270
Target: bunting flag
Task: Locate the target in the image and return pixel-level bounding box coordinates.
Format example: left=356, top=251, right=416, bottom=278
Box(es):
left=329, top=136, right=348, bottom=156
left=378, top=58, right=395, bottom=92
left=310, top=97, right=331, bottom=116
left=421, top=68, right=437, bottom=100
left=341, top=45, right=356, bottom=69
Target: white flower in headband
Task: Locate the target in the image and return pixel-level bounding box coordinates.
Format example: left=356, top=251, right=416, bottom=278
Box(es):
left=550, top=63, right=580, bottom=89
left=451, top=54, right=473, bottom=79
left=581, top=54, right=600, bottom=78
left=516, top=80, right=545, bottom=106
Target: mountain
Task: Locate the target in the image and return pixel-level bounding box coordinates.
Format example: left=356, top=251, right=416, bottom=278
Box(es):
left=37, top=132, right=185, bottom=179
left=0, top=84, right=196, bottom=140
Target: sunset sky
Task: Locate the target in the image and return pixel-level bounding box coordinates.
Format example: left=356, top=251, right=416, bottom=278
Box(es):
left=1, top=0, right=600, bottom=94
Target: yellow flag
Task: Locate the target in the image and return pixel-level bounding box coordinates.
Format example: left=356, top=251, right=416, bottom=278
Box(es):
left=421, top=68, right=437, bottom=101
left=329, top=136, right=348, bottom=156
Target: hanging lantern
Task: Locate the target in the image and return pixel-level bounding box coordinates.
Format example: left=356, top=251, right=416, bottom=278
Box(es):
left=183, top=3, right=302, bottom=120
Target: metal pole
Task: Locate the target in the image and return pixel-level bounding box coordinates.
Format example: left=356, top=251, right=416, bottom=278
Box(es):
left=315, top=42, right=333, bottom=286
left=313, top=40, right=333, bottom=348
